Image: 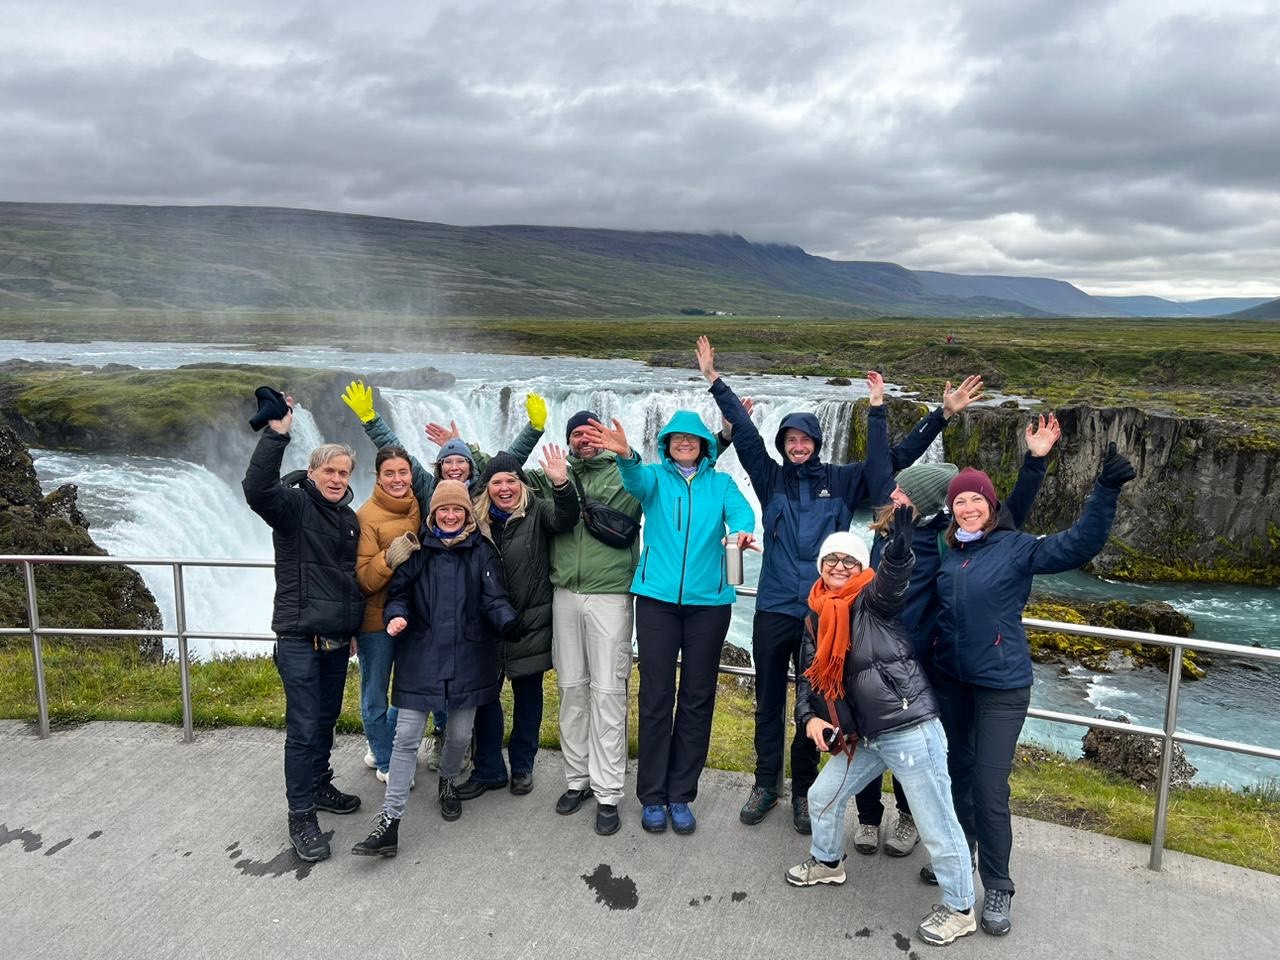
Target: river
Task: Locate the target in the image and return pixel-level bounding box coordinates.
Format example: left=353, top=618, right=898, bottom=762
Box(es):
left=7, top=339, right=1278, bottom=789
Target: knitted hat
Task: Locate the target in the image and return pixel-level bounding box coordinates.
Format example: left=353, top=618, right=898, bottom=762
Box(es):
left=565, top=410, right=599, bottom=442
left=895, top=462, right=960, bottom=517
left=428, top=479, right=473, bottom=520
left=478, top=451, right=528, bottom=489
left=248, top=386, right=289, bottom=432
left=946, top=467, right=998, bottom=511
left=436, top=439, right=475, bottom=474
left=815, top=531, right=870, bottom=573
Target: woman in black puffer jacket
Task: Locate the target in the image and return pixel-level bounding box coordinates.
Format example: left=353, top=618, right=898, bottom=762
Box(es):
left=784, top=506, right=979, bottom=948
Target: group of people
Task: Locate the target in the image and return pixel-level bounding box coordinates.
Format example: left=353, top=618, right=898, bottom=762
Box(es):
left=242, top=338, right=1134, bottom=947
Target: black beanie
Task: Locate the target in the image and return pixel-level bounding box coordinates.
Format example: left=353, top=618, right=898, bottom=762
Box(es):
left=478, top=451, right=528, bottom=488
left=565, top=410, right=598, bottom=442
left=249, top=386, right=289, bottom=431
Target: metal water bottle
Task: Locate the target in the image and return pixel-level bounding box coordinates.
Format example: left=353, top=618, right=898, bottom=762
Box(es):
left=725, top=541, right=744, bottom=586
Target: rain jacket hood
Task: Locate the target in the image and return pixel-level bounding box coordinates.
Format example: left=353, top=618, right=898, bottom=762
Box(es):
left=774, top=412, right=824, bottom=462
left=657, top=410, right=718, bottom=467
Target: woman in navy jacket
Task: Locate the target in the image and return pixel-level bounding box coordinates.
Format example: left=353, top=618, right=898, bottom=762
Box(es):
left=932, top=442, right=1135, bottom=937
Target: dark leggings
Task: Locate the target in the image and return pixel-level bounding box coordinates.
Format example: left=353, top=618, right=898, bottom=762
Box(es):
left=931, top=670, right=1031, bottom=894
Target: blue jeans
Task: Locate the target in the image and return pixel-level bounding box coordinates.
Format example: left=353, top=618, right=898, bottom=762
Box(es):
left=807, top=718, right=974, bottom=911
left=473, top=672, right=545, bottom=781
left=357, top=631, right=399, bottom=772
left=273, top=637, right=350, bottom=813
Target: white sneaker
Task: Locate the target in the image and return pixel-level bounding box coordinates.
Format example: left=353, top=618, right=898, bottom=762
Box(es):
left=376, top=769, right=414, bottom=790
left=853, top=820, right=880, bottom=855
left=917, top=903, right=977, bottom=945
left=363, top=749, right=377, bottom=770
left=422, top=732, right=443, bottom=772
left=785, top=855, right=847, bottom=886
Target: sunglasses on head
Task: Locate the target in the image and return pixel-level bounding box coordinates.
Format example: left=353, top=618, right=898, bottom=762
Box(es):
left=821, top=554, right=861, bottom=570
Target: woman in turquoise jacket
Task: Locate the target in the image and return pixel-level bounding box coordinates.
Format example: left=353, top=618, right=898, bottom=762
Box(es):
left=585, top=410, right=755, bottom=836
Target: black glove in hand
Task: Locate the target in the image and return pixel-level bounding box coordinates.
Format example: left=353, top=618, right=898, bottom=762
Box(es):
left=884, top=503, right=916, bottom=560
left=501, top=618, right=521, bottom=641
left=1098, top=442, right=1136, bottom=488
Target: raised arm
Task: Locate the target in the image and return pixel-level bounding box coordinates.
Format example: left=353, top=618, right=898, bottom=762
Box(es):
left=888, top=375, right=985, bottom=473
left=341, top=380, right=437, bottom=511
left=863, top=504, right=915, bottom=618
left=242, top=398, right=300, bottom=530
left=1026, top=444, right=1133, bottom=575
left=700, top=335, right=777, bottom=493
left=1005, top=413, right=1058, bottom=528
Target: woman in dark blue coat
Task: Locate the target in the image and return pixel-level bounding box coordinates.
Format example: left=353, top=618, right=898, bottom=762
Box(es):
left=932, top=442, right=1135, bottom=937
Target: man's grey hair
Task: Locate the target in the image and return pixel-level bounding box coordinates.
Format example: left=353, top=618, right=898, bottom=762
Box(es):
left=308, top=443, right=356, bottom=471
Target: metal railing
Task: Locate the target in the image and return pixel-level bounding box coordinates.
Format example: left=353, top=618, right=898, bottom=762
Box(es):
left=4, top=553, right=1280, bottom=871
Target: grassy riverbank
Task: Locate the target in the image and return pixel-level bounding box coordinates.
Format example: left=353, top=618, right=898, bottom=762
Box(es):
left=3, top=642, right=1276, bottom=875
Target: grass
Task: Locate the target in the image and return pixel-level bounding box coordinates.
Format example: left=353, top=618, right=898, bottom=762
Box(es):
left=3, top=642, right=1277, bottom=875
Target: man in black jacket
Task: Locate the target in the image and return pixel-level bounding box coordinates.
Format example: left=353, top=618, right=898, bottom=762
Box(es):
left=243, top=396, right=366, bottom=863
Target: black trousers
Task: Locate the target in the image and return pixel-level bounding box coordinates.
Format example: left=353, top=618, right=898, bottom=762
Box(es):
left=854, top=772, right=912, bottom=826
left=274, top=637, right=350, bottom=813
left=931, top=670, right=1031, bottom=893
left=751, top=610, right=820, bottom=796
left=635, top=597, right=732, bottom=806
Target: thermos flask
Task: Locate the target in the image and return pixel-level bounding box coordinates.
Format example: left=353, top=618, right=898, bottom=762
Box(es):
left=725, top=541, right=744, bottom=586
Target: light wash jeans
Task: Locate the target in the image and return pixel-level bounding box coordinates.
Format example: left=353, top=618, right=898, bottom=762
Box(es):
left=357, top=630, right=398, bottom=772
left=383, top=706, right=478, bottom=820
left=807, top=717, right=975, bottom=911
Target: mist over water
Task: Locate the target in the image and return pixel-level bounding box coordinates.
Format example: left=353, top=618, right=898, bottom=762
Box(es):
left=16, top=340, right=1279, bottom=788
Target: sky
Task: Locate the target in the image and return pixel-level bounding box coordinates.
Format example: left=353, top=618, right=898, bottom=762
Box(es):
left=1, top=0, right=1277, bottom=300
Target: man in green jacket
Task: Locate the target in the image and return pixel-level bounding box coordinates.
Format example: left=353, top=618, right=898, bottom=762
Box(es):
left=525, top=409, right=642, bottom=837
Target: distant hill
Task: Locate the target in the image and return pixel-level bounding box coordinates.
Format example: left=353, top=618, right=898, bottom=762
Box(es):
left=1095, top=295, right=1274, bottom=317
left=1229, top=297, right=1280, bottom=319
left=0, top=201, right=1262, bottom=319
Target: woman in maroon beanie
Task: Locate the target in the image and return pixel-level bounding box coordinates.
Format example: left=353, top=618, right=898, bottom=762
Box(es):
left=931, top=444, right=1135, bottom=937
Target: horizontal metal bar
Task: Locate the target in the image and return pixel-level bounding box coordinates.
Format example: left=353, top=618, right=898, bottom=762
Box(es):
left=1021, top=617, right=1280, bottom=662
left=0, top=554, right=274, bottom=570
left=1028, top=708, right=1166, bottom=740
left=1172, top=730, right=1280, bottom=764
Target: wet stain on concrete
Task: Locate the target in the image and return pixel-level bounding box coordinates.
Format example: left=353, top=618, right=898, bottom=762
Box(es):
left=88, top=830, right=103, bottom=840
left=892, top=932, right=911, bottom=952
left=909, top=952, right=920, bottom=960
left=0, top=824, right=43, bottom=852
left=232, top=834, right=332, bottom=881
left=44, top=838, right=73, bottom=856
left=854, top=928, right=872, bottom=938
left=689, top=898, right=700, bottom=907
left=183, top=851, right=192, bottom=857
left=581, top=863, right=639, bottom=911
left=226, top=842, right=241, bottom=859
left=731, top=891, right=748, bottom=903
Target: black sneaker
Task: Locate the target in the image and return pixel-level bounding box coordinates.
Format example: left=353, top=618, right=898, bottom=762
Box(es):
left=314, top=780, right=360, bottom=815
left=739, top=786, right=778, bottom=825
left=595, top=803, right=621, bottom=836
left=510, top=772, right=534, bottom=796
left=792, top=795, right=812, bottom=835
left=439, top=776, right=462, bottom=821
left=287, top=809, right=330, bottom=862
left=556, top=787, right=593, bottom=815
left=455, top=776, right=507, bottom=800
left=351, top=813, right=399, bottom=858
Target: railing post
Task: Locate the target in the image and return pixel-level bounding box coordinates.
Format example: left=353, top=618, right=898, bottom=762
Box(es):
left=173, top=562, right=195, bottom=743
left=23, top=561, right=50, bottom=739
left=1149, top=642, right=1184, bottom=871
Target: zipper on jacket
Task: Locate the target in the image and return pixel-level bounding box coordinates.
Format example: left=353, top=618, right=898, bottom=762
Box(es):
left=677, top=485, right=693, bottom=605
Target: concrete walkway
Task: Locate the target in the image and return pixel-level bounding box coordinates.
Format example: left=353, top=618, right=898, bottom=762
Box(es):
left=2, top=720, right=1276, bottom=960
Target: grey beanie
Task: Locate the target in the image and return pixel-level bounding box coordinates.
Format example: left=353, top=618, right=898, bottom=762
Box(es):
left=895, top=462, right=960, bottom=517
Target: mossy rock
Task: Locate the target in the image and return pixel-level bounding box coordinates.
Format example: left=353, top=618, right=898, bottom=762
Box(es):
left=1026, top=596, right=1204, bottom=679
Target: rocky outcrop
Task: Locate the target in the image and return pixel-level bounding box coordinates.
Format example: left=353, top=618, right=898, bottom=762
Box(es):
left=1081, top=714, right=1197, bottom=789
left=1025, top=596, right=1204, bottom=679
left=0, top=424, right=163, bottom=656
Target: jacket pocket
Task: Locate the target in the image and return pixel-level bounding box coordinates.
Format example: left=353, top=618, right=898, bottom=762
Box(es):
left=639, top=547, right=650, bottom=583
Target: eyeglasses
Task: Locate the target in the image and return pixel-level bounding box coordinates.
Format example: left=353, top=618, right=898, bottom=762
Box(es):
left=668, top=433, right=701, bottom=445
left=821, top=554, right=861, bottom=570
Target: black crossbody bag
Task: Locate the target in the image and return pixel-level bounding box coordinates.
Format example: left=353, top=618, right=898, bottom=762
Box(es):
left=570, top=473, right=640, bottom=549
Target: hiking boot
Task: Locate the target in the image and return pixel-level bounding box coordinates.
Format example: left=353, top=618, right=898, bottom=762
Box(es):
left=785, top=855, right=846, bottom=887
left=668, top=802, right=696, bottom=835
left=641, top=804, right=668, bottom=833
left=853, top=820, right=880, bottom=854
left=510, top=772, right=534, bottom=796
left=287, top=809, right=330, bottom=863
left=921, top=845, right=977, bottom=886
left=556, top=787, right=593, bottom=815
left=739, top=786, right=778, bottom=825
left=981, top=889, right=1013, bottom=936
left=792, top=795, right=811, bottom=835
left=423, top=731, right=443, bottom=772
left=314, top=781, right=360, bottom=815
left=917, top=903, right=977, bottom=946
left=351, top=813, right=399, bottom=858
left=885, top=813, right=919, bottom=857
left=595, top=804, right=621, bottom=836
left=455, top=775, right=507, bottom=800
left=439, top=777, right=462, bottom=821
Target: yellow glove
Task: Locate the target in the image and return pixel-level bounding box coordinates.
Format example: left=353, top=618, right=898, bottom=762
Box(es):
left=341, top=380, right=376, bottom=423
left=525, top=391, right=548, bottom=431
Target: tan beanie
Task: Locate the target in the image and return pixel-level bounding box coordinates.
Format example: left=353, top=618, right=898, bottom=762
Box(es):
left=428, top=479, right=474, bottom=521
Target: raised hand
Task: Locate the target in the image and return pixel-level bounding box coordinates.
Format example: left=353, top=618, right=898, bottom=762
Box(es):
left=1097, top=441, right=1136, bottom=488
left=696, top=335, right=719, bottom=382
left=1025, top=413, right=1061, bottom=458
left=526, top=392, right=548, bottom=431
left=269, top=394, right=294, bottom=435
left=583, top=418, right=631, bottom=457
left=341, top=380, right=376, bottom=423
left=425, top=420, right=461, bottom=447
left=942, top=374, right=985, bottom=419
left=741, top=396, right=755, bottom=418
left=867, top=371, right=885, bottom=406
left=886, top=502, right=915, bottom=559
left=540, top=442, right=570, bottom=485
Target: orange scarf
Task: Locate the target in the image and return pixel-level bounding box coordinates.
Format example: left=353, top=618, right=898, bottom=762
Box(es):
left=804, top=568, right=876, bottom=701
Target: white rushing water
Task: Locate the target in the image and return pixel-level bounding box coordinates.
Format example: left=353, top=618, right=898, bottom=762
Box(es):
left=13, top=340, right=1279, bottom=788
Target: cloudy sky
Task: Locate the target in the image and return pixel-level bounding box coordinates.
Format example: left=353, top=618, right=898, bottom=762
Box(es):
left=2, top=0, right=1277, bottom=299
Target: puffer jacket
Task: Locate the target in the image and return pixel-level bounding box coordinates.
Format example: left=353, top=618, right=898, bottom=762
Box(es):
left=869, top=451, right=1047, bottom=659
left=242, top=428, right=364, bottom=639
left=617, top=410, right=756, bottom=607
left=710, top=376, right=944, bottom=618
left=474, top=480, right=579, bottom=676
left=933, top=480, right=1121, bottom=689
left=526, top=451, right=642, bottom=594
left=794, top=544, right=937, bottom=740
left=383, top=532, right=518, bottom=712
left=355, top=484, right=421, bottom=633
